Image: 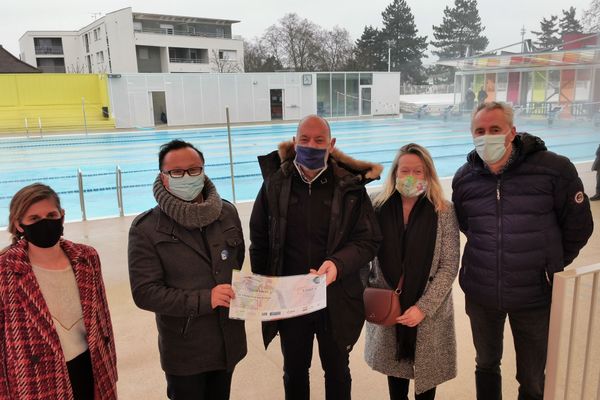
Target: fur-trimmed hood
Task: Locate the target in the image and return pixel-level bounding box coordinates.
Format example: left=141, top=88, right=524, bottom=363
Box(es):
left=257, top=141, right=383, bottom=185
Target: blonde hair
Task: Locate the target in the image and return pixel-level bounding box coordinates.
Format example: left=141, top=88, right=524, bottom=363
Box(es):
left=372, top=143, right=447, bottom=212
left=7, top=183, right=61, bottom=246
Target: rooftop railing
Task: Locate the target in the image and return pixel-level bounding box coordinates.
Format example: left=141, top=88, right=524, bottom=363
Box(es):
left=134, top=27, right=236, bottom=39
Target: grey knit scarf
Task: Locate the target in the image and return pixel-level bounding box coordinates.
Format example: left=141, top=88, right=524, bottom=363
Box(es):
left=153, top=175, right=223, bottom=229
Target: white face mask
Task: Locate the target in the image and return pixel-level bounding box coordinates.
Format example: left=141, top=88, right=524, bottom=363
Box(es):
left=167, top=173, right=205, bottom=201
left=473, top=134, right=508, bottom=164
left=395, top=175, right=427, bottom=198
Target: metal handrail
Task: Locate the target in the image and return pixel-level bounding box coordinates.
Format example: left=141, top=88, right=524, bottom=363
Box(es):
left=116, top=165, right=124, bottom=217
left=34, top=46, right=64, bottom=55
left=134, top=27, right=233, bottom=39
left=77, top=169, right=87, bottom=221
left=169, top=57, right=209, bottom=64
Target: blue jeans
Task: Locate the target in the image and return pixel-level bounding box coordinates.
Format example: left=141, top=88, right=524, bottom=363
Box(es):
left=465, top=299, right=551, bottom=400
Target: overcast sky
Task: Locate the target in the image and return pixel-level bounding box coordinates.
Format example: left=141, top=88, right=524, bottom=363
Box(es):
left=2, top=0, right=593, bottom=64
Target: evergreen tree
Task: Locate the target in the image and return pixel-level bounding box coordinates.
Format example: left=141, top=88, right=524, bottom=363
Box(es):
left=351, top=26, right=387, bottom=71
left=531, top=15, right=561, bottom=50
left=430, top=0, right=488, bottom=83
left=559, top=7, right=584, bottom=35
left=380, top=0, right=428, bottom=84
left=431, top=0, right=489, bottom=59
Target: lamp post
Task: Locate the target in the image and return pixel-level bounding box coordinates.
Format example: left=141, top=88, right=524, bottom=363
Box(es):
left=387, top=40, right=394, bottom=72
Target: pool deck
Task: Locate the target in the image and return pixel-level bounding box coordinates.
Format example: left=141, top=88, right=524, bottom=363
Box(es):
left=2, top=163, right=599, bottom=399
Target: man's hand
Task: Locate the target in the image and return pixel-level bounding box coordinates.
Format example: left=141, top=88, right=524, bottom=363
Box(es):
left=309, top=260, right=338, bottom=286
left=396, top=305, right=425, bottom=327
left=211, top=284, right=235, bottom=309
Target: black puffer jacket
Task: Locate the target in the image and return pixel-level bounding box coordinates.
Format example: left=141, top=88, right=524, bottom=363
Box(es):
left=249, top=142, right=383, bottom=350
left=452, top=133, right=593, bottom=311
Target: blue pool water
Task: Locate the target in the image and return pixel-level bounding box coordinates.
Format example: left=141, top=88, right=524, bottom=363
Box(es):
left=1, top=117, right=598, bottom=227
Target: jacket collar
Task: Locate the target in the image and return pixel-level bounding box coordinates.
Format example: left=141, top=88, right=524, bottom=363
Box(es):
left=258, top=140, right=383, bottom=186
left=4, top=238, right=89, bottom=274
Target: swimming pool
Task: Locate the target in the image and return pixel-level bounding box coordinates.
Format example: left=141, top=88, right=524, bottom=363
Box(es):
left=1, top=116, right=598, bottom=227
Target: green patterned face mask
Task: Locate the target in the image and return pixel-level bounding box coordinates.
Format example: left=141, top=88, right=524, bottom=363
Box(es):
left=395, top=175, right=427, bottom=198
left=473, top=134, right=508, bottom=164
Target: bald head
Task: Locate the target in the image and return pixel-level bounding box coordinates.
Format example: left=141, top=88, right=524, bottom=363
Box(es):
left=296, top=115, right=331, bottom=139
left=294, top=114, right=335, bottom=151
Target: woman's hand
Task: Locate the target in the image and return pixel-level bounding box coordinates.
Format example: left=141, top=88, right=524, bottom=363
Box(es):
left=396, top=305, right=425, bottom=327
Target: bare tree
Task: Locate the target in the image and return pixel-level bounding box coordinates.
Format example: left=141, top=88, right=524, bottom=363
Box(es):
left=315, top=26, right=354, bottom=71
left=244, top=39, right=283, bottom=72
left=265, top=13, right=321, bottom=71
left=209, top=49, right=242, bottom=73
left=582, top=0, right=600, bottom=31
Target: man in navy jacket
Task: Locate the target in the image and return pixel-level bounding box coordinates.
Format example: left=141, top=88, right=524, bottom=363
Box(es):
left=452, top=102, right=593, bottom=400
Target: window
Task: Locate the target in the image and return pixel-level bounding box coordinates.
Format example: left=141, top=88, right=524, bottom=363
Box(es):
left=93, top=28, right=100, bottom=41
left=133, top=21, right=142, bottom=32
left=160, top=24, right=174, bottom=35
left=359, top=73, right=373, bottom=85
left=83, top=34, right=89, bottom=53
left=138, top=47, right=149, bottom=60
left=96, top=51, right=104, bottom=64
left=216, top=27, right=224, bottom=38
left=219, top=50, right=237, bottom=60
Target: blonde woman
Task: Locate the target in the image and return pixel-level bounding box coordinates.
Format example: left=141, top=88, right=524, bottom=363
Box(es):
left=0, top=183, right=117, bottom=399
left=364, top=143, right=459, bottom=399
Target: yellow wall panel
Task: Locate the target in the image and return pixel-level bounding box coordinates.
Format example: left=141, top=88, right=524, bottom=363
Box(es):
left=0, top=74, right=113, bottom=133
left=0, top=75, right=19, bottom=107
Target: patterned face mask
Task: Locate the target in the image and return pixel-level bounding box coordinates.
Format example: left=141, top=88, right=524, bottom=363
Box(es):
left=395, top=175, right=427, bottom=198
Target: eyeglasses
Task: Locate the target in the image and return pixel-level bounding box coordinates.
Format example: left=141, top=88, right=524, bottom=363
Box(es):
left=162, top=167, right=203, bottom=178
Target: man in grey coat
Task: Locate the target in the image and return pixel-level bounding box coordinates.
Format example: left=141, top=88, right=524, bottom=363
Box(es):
left=128, top=139, right=246, bottom=400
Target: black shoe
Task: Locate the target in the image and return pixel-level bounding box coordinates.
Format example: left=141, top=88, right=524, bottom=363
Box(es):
left=591, top=194, right=600, bottom=201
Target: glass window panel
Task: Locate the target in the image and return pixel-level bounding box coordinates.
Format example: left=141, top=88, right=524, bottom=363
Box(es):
left=316, top=73, right=331, bottom=117
left=346, top=73, right=359, bottom=116
left=332, top=74, right=345, bottom=117
left=360, top=73, right=372, bottom=85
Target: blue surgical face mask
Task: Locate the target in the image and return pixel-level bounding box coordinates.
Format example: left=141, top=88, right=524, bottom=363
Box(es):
left=294, top=145, right=328, bottom=171
left=473, top=134, right=508, bottom=164
left=167, top=173, right=205, bottom=201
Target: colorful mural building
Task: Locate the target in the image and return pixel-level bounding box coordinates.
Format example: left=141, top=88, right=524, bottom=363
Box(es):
left=438, top=33, right=600, bottom=118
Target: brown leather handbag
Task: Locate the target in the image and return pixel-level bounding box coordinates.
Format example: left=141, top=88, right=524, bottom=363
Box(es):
left=363, top=275, right=404, bottom=326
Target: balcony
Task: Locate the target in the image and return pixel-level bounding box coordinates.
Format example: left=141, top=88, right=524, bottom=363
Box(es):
left=169, top=57, right=209, bottom=64
left=134, top=26, right=235, bottom=39
left=35, top=46, right=64, bottom=55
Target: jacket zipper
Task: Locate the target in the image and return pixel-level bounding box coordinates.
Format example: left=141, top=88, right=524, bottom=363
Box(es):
left=496, top=178, right=503, bottom=310
left=308, top=181, right=312, bottom=269
left=182, top=316, right=191, bottom=337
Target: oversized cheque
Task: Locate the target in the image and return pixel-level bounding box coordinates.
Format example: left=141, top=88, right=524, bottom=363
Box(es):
left=229, top=270, right=327, bottom=321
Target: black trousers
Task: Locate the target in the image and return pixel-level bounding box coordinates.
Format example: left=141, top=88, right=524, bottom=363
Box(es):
left=66, top=350, right=94, bottom=400
left=166, top=370, right=233, bottom=400
left=387, top=376, right=436, bottom=400
left=279, top=311, right=352, bottom=400
left=466, top=299, right=551, bottom=400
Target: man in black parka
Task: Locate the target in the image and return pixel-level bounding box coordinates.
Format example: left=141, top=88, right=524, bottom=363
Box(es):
left=452, top=102, right=593, bottom=400
left=249, top=115, right=382, bottom=400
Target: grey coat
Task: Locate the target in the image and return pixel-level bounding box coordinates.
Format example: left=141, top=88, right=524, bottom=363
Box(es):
left=364, top=201, right=459, bottom=394
left=128, top=201, right=247, bottom=375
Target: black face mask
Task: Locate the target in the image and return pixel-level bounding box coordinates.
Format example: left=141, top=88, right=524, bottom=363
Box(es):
left=21, top=218, right=64, bottom=248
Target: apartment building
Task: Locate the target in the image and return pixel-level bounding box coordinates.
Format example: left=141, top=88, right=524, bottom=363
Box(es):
left=18, top=7, right=244, bottom=74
